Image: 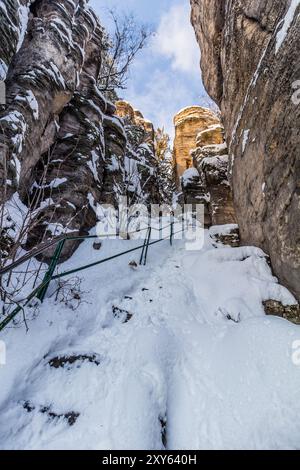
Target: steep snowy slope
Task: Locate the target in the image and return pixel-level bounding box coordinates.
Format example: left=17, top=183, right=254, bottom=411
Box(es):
left=0, top=226, right=299, bottom=450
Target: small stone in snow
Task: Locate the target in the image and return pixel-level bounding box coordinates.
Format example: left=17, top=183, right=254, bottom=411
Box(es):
left=93, top=241, right=102, bottom=251
left=129, top=261, right=138, bottom=269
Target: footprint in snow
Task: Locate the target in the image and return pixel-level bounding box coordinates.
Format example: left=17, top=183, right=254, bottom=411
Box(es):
left=47, top=353, right=102, bottom=370
left=112, top=305, right=133, bottom=323
left=22, top=401, right=80, bottom=426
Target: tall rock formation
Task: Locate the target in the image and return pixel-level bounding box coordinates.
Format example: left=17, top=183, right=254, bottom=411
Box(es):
left=0, top=0, right=29, bottom=81
left=173, top=106, right=220, bottom=180
left=190, top=0, right=300, bottom=300
left=1, top=0, right=101, bottom=201
left=0, top=1, right=160, bottom=263
left=115, top=101, right=160, bottom=207
left=174, top=106, right=236, bottom=227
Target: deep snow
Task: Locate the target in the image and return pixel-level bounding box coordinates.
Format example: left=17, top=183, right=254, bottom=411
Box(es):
left=0, top=225, right=300, bottom=450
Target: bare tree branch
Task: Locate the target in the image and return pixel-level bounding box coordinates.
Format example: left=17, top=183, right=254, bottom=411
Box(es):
left=98, top=10, right=153, bottom=98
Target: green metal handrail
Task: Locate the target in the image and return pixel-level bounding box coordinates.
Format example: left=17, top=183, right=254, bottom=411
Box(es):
left=0, top=221, right=180, bottom=332
left=0, top=224, right=175, bottom=278
left=0, top=230, right=148, bottom=277
left=37, top=239, right=66, bottom=302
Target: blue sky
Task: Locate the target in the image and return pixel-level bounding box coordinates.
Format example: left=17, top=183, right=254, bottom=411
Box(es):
left=90, top=0, right=213, bottom=138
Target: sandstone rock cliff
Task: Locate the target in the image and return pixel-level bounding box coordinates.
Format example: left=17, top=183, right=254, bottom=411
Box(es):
left=116, top=101, right=155, bottom=152
left=0, top=2, right=160, bottom=262
left=0, top=0, right=29, bottom=81
left=190, top=0, right=300, bottom=300
left=192, top=132, right=236, bottom=227
left=174, top=106, right=236, bottom=227
left=115, top=101, right=160, bottom=206
left=173, top=106, right=220, bottom=181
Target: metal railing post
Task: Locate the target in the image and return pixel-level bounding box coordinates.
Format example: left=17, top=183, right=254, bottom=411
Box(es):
left=139, top=227, right=151, bottom=266
left=37, top=239, right=65, bottom=302
left=0, top=223, right=180, bottom=332
left=143, top=227, right=152, bottom=266
left=159, top=214, right=162, bottom=240
left=139, top=230, right=148, bottom=266
left=170, top=213, right=174, bottom=246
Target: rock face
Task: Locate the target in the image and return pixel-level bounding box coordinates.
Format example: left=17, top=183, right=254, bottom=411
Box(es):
left=190, top=0, right=300, bottom=300
left=115, top=101, right=160, bottom=206
left=192, top=121, right=236, bottom=226
left=263, top=300, right=300, bottom=325
left=0, top=0, right=29, bottom=81
left=175, top=106, right=236, bottom=226
left=116, top=101, right=155, bottom=152
left=1, top=0, right=101, bottom=201
left=0, top=2, right=160, bottom=262
left=173, top=106, right=220, bottom=181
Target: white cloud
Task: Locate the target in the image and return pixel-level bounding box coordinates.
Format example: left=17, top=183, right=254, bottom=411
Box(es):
left=153, top=3, right=200, bottom=75
left=126, top=70, right=182, bottom=138
left=95, top=0, right=214, bottom=143
left=124, top=68, right=207, bottom=141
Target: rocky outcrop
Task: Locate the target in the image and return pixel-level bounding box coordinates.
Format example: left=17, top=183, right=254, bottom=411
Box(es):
left=190, top=0, right=300, bottom=301
left=192, top=121, right=236, bottom=226
left=264, top=300, right=300, bottom=325
left=176, top=106, right=236, bottom=226
left=0, top=1, right=101, bottom=201
left=115, top=101, right=160, bottom=206
left=116, top=101, right=155, bottom=151
left=95, top=99, right=160, bottom=212
left=0, top=0, right=108, bottom=260
left=26, top=26, right=110, bottom=259
left=173, top=106, right=220, bottom=181
left=0, top=0, right=29, bottom=81
left=0, top=2, right=160, bottom=263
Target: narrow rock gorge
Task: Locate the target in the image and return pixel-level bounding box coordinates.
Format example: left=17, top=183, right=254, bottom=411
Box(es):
left=0, top=0, right=299, bottom=307
left=1, top=0, right=300, bottom=452
left=190, top=0, right=300, bottom=300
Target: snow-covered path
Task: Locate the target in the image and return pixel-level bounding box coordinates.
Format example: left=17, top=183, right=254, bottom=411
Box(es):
left=0, top=226, right=300, bottom=450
